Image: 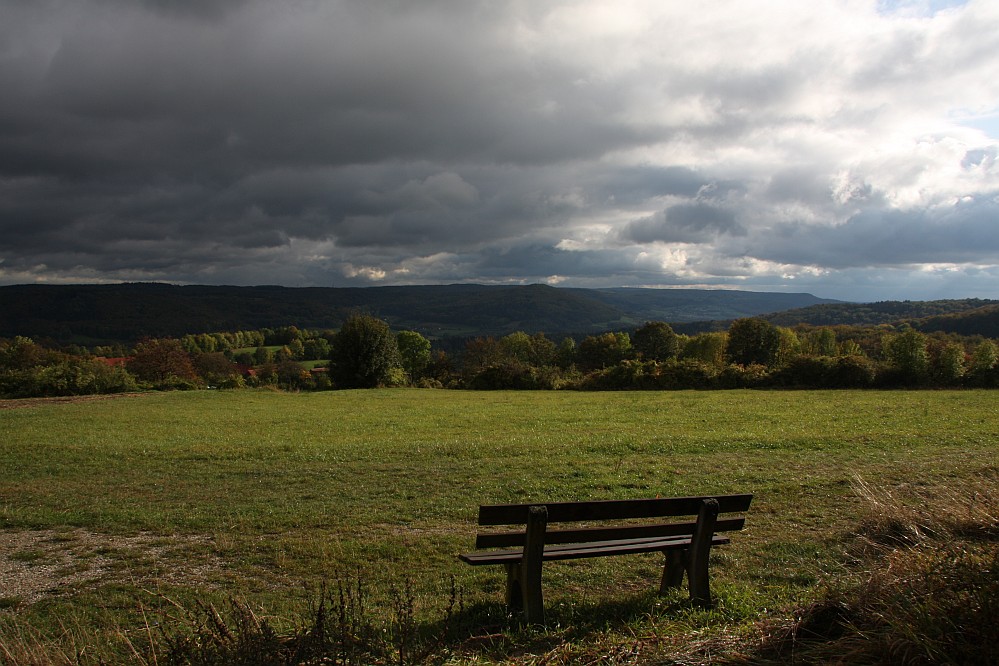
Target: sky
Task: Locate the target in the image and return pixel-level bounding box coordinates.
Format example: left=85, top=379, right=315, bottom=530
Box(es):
left=1, top=0, right=998, bottom=302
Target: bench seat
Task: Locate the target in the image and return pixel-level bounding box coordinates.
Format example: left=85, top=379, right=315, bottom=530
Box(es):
left=460, top=533, right=731, bottom=565
left=459, top=493, right=752, bottom=624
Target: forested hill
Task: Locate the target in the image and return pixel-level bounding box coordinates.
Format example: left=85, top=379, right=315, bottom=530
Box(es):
left=907, top=304, right=999, bottom=338
left=765, top=299, right=999, bottom=336
left=0, top=283, right=836, bottom=344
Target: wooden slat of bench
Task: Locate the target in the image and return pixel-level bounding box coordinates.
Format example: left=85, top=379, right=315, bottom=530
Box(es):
left=460, top=534, right=731, bottom=565
left=477, top=494, right=753, bottom=526
left=545, top=534, right=730, bottom=561
left=475, top=516, right=746, bottom=549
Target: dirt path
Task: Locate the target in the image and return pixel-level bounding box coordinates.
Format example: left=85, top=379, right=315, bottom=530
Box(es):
left=0, top=529, right=222, bottom=609
left=0, top=393, right=148, bottom=410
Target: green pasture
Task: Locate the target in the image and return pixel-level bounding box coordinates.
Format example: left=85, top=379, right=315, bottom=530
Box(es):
left=0, top=389, right=996, bottom=662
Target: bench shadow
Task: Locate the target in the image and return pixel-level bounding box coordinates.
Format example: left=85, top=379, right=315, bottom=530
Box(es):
left=417, top=589, right=708, bottom=660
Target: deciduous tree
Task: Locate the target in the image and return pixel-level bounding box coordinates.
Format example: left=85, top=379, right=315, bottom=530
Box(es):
left=882, top=328, right=929, bottom=384
left=632, top=321, right=680, bottom=361
left=577, top=332, right=632, bottom=371
left=682, top=332, right=727, bottom=367
left=726, top=318, right=780, bottom=367
left=330, top=314, right=402, bottom=388
left=127, top=338, right=198, bottom=386
left=397, top=330, right=432, bottom=380
left=970, top=339, right=997, bottom=374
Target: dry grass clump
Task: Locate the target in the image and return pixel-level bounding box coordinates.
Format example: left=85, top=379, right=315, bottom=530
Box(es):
left=0, top=618, right=159, bottom=666
left=851, top=470, right=998, bottom=553
left=0, top=625, right=76, bottom=666
left=741, top=470, right=999, bottom=666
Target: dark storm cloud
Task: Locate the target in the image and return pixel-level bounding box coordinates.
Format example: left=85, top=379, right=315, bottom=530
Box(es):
left=477, top=244, right=641, bottom=280
left=591, top=166, right=709, bottom=205
left=622, top=203, right=746, bottom=244
left=1, top=0, right=998, bottom=300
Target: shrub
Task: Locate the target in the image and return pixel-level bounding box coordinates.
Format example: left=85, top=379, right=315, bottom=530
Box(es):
left=829, top=354, right=876, bottom=388
left=772, top=355, right=837, bottom=388
left=659, top=359, right=721, bottom=389
left=769, top=355, right=875, bottom=388
left=0, top=358, right=138, bottom=398
left=574, top=360, right=652, bottom=390
left=716, top=362, right=767, bottom=389
left=468, top=363, right=537, bottom=390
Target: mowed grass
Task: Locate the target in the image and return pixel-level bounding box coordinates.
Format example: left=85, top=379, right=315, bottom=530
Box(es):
left=0, top=389, right=997, bottom=662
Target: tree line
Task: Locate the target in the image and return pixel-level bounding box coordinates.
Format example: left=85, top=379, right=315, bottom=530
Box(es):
left=1, top=314, right=998, bottom=399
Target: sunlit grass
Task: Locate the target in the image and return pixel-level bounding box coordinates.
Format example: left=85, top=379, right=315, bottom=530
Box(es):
left=0, top=388, right=996, bottom=663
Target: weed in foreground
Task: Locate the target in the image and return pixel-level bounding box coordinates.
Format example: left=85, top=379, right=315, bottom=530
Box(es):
left=723, top=472, right=999, bottom=666
left=850, top=470, right=998, bottom=554
left=159, top=574, right=465, bottom=666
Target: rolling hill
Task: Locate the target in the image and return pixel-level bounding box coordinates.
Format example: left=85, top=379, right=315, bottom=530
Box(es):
left=0, top=283, right=838, bottom=344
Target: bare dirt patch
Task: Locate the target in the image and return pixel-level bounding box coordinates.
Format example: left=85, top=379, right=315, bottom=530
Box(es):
left=0, top=529, right=223, bottom=610
left=0, top=393, right=148, bottom=410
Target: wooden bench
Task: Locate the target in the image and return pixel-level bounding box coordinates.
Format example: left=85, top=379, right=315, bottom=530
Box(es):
left=459, top=494, right=753, bottom=624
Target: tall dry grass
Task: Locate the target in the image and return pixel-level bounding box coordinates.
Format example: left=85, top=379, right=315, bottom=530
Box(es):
left=743, top=469, right=999, bottom=666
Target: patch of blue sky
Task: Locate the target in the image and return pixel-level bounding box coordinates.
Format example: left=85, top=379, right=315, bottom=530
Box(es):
left=876, top=0, right=968, bottom=17
left=952, top=110, right=999, bottom=140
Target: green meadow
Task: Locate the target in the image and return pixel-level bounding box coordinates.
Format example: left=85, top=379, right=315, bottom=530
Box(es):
left=1, top=389, right=996, bottom=663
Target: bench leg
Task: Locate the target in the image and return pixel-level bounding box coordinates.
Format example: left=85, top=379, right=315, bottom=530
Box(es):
left=521, top=505, right=547, bottom=625
left=660, top=549, right=687, bottom=593
left=506, top=561, right=544, bottom=623
left=521, top=562, right=544, bottom=625
left=505, top=563, right=523, bottom=611
left=502, top=507, right=547, bottom=623
left=688, top=498, right=719, bottom=608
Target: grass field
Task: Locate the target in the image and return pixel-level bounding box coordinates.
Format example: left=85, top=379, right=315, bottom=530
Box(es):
left=1, top=389, right=996, bottom=663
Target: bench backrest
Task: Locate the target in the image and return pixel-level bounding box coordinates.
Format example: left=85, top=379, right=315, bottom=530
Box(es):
left=474, top=494, right=753, bottom=549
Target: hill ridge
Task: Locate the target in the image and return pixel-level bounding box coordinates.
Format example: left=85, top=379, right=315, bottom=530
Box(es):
left=0, top=283, right=837, bottom=344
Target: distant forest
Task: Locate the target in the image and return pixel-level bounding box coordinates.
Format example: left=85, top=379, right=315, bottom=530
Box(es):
left=2, top=290, right=998, bottom=397
left=0, top=283, right=842, bottom=345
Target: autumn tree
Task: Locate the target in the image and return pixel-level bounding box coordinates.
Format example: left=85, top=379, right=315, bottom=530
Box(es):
left=254, top=346, right=272, bottom=365
left=773, top=327, right=801, bottom=367
left=0, top=336, right=48, bottom=371
left=461, top=337, right=504, bottom=379
left=302, top=337, right=331, bottom=361
left=499, top=331, right=557, bottom=367
left=556, top=337, right=578, bottom=368
left=127, top=338, right=198, bottom=387
left=194, top=352, right=242, bottom=387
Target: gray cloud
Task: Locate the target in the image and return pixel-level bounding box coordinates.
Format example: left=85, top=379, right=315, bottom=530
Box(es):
left=1, top=0, right=998, bottom=301
left=753, top=194, right=999, bottom=269
left=623, top=203, right=746, bottom=244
